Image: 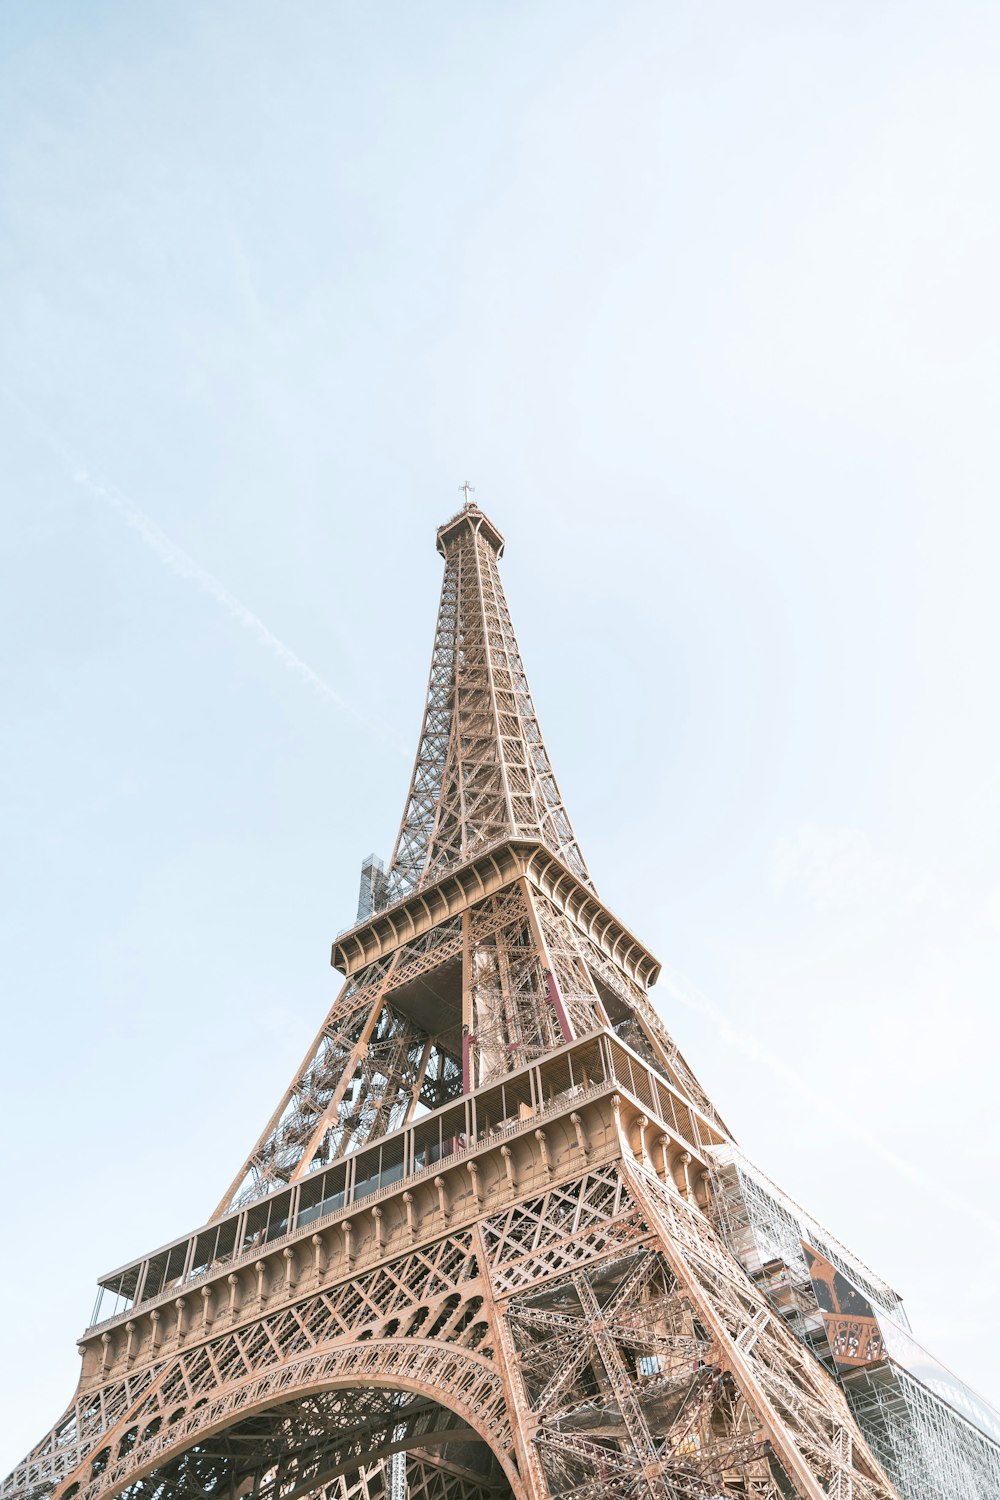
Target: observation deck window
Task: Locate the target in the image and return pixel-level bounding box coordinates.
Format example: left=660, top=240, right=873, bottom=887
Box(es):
left=297, top=1166, right=346, bottom=1227
left=91, top=1266, right=142, bottom=1326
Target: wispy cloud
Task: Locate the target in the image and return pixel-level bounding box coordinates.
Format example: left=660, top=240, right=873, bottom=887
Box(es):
left=75, top=468, right=399, bottom=741
left=773, top=823, right=946, bottom=913
left=658, top=964, right=1000, bottom=1242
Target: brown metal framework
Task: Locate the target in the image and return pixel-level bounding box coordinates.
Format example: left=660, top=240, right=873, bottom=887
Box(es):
left=4, top=499, right=902, bottom=1500
left=387, top=507, right=590, bottom=897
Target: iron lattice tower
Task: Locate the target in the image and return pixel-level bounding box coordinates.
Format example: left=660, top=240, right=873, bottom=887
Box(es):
left=6, top=499, right=908, bottom=1500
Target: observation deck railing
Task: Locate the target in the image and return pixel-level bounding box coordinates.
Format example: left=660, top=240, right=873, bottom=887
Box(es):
left=86, top=1026, right=719, bottom=1335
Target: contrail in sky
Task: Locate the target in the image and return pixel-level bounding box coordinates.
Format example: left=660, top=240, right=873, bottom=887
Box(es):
left=4, top=388, right=406, bottom=753
left=659, top=965, right=1000, bottom=1242
left=72, top=466, right=407, bottom=756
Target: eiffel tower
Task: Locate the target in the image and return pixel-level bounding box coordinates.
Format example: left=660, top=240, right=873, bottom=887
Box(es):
left=5, top=496, right=989, bottom=1500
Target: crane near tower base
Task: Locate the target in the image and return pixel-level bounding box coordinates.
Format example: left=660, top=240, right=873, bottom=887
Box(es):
left=5, top=497, right=999, bottom=1500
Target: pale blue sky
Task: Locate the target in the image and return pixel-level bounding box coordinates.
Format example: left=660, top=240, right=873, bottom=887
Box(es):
left=2, top=0, right=999, bottom=1468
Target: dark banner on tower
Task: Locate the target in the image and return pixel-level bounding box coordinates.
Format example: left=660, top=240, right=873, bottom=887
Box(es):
left=800, top=1241, right=886, bottom=1369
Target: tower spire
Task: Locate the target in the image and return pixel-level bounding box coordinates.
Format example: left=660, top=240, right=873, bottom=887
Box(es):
left=387, top=497, right=591, bottom=900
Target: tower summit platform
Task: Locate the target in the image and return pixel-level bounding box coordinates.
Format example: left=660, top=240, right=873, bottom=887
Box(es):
left=436, top=498, right=506, bottom=558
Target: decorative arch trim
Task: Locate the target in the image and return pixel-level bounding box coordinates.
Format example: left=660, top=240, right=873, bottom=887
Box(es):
left=64, top=1340, right=523, bottom=1500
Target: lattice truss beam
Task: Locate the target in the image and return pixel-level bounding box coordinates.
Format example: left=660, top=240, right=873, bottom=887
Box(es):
left=31, top=1232, right=505, bottom=1500
left=387, top=506, right=590, bottom=899
left=100, top=1390, right=505, bottom=1500
left=219, top=866, right=717, bottom=1216
left=220, top=922, right=467, bottom=1213
left=481, top=1163, right=898, bottom=1500
left=27, top=1157, right=902, bottom=1500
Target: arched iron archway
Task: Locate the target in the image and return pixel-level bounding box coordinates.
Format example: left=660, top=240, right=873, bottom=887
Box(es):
left=59, top=1342, right=525, bottom=1500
